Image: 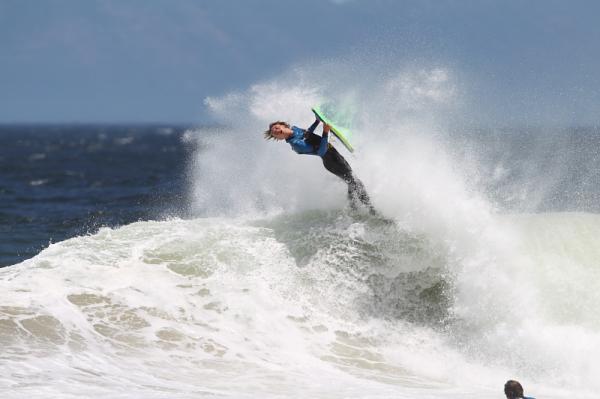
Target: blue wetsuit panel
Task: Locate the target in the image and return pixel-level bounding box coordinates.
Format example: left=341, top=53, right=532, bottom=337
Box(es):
left=286, top=126, right=329, bottom=157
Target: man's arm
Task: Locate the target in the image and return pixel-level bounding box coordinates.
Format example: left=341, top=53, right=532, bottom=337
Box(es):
left=307, top=118, right=321, bottom=133
left=317, top=124, right=330, bottom=157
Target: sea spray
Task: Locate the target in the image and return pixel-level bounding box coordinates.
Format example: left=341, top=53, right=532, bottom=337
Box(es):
left=185, top=59, right=600, bottom=396
left=3, top=59, right=600, bottom=399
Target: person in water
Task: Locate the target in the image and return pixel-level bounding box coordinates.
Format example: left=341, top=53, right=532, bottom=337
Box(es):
left=264, top=117, right=375, bottom=213
left=504, top=380, right=535, bottom=399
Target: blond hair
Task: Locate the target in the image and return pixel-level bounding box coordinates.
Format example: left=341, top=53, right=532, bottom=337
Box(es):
left=264, top=121, right=290, bottom=140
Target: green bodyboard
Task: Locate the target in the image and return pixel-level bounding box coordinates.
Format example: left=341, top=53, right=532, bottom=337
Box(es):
left=312, top=104, right=355, bottom=153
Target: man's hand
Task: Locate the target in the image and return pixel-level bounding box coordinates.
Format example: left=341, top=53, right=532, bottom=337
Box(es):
left=323, top=123, right=331, bottom=133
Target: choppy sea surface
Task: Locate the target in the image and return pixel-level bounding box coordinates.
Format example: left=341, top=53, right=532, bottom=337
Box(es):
left=0, top=125, right=191, bottom=267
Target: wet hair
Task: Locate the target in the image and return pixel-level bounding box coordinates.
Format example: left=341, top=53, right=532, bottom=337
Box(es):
left=504, top=380, right=524, bottom=399
left=264, top=121, right=290, bottom=140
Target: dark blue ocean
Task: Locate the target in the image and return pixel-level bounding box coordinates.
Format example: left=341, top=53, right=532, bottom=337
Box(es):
left=0, top=125, right=193, bottom=267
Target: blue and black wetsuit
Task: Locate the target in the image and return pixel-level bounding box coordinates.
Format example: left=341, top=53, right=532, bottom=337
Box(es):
left=286, top=119, right=374, bottom=212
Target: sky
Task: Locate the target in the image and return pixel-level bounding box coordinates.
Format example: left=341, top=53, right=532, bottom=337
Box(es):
left=1, top=0, right=600, bottom=125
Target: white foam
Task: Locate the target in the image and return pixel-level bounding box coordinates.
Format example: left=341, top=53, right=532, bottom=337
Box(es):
left=4, top=60, right=600, bottom=399
left=184, top=59, right=600, bottom=397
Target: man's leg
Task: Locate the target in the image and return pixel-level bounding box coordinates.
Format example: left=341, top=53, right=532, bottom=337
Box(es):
left=345, top=178, right=360, bottom=210
left=346, top=175, right=376, bottom=214
left=322, top=147, right=352, bottom=178
left=323, top=149, right=375, bottom=212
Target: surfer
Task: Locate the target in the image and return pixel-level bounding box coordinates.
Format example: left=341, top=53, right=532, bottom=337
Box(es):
left=504, top=380, right=535, bottom=399
left=264, top=117, right=376, bottom=213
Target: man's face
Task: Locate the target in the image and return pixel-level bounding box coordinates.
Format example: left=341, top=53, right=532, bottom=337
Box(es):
left=270, top=124, right=290, bottom=140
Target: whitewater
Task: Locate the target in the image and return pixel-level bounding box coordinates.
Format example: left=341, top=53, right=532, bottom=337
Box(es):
left=2, top=62, right=600, bottom=399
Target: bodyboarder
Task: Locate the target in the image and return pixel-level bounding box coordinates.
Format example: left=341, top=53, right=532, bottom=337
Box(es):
left=264, top=116, right=375, bottom=214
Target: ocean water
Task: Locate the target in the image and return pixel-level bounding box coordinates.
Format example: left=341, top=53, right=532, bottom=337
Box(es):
left=0, top=125, right=191, bottom=267
left=3, top=67, right=600, bottom=399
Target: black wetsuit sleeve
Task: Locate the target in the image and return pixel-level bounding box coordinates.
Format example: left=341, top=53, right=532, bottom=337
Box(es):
left=317, top=132, right=329, bottom=157
left=307, top=118, right=320, bottom=133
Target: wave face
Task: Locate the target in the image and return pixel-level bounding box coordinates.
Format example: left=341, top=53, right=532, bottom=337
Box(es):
left=3, top=60, right=600, bottom=399
left=2, top=212, right=600, bottom=398
left=0, top=214, right=448, bottom=398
